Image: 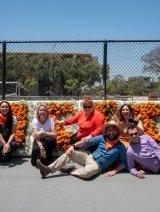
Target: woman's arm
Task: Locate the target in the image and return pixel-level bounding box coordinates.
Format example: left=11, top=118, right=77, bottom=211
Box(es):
left=3, top=121, right=17, bottom=154
left=41, top=119, right=57, bottom=138
left=7, top=123, right=17, bottom=145
left=42, top=124, right=57, bottom=138
left=32, top=118, right=43, bottom=141
left=32, top=128, right=43, bottom=146
left=64, top=112, right=80, bottom=125
left=137, top=119, right=144, bottom=133
left=0, top=133, right=6, bottom=145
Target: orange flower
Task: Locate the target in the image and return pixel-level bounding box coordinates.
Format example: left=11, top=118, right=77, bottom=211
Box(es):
left=47, top=102, right=76, bottom=150
left=132, top=102, right=160, bottom=142
left=11, top=103, right=28, bottom=146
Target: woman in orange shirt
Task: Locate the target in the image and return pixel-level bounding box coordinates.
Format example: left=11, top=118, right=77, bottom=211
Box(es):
left=61, top=97, right=105, bottom=145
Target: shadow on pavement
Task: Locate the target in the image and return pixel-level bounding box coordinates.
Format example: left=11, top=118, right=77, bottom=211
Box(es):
left=42, top=172, right=101, bottom=181
left=0, top=158, right=28, bottom=168
left=40, top=172, right=69, bottom=179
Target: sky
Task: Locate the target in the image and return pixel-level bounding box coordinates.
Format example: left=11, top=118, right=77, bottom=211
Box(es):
left=0, top=0, right=160, bottom=41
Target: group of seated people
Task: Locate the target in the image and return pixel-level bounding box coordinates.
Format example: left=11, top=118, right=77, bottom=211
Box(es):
left=0, top=98, right=160, bottom=180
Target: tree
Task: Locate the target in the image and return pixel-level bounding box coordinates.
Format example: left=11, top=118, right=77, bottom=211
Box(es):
left=4, top=53, right=102, bottom=96
left=6, top=53, right=44, bottom=95
left=106, top=75, right=151, bottom=96
left=126, top=76, right=149, bottom=96
left=141, top=46, right=160, bottom=75
left=34, top=54, right=102, bottom=95
left=106, top=75, right=127, bottom=95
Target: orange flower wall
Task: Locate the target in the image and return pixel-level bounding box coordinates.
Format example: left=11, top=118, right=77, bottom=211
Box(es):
left=48, top=102, right=76, bottom=150
left=11, top=103, right=28, bottom=146
left=47, top=101, right=160, bottom=151
left=132, top=102, right=160, bottom=142
left=8, top=101, right=160, bottom=151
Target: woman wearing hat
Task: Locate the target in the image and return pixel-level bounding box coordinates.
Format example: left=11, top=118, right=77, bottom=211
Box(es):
left=60, top=96, right=105, bottom=145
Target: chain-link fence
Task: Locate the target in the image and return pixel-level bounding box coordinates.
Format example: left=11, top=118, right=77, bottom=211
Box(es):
left=107, top=40, right=160, bottom=101
left=0, top=40, right=160, bottom=101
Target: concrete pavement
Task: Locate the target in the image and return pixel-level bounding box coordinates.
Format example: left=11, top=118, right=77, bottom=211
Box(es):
left=0, top=158, right=160, bottom=212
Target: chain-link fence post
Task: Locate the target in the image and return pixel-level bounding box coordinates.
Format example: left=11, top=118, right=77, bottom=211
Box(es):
left=103, top=40, right=107, bottom=100
left=2, top=41, right=6, bottom=100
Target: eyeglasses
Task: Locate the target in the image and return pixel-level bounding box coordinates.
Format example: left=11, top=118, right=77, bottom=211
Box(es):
left=83, top=105, right=92, bottom=109
left=129, top=132, right=138, bottom=136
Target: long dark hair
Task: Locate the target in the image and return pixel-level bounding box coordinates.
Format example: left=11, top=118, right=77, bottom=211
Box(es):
left=0, top=100, right=13, bottom=136
left=117, top=104, right=134, bottom=122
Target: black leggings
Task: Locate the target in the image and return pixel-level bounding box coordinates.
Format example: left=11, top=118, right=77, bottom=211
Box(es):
left=31, top=136, right=57, bottom=167
left=0, top=141, right=18, bottom=162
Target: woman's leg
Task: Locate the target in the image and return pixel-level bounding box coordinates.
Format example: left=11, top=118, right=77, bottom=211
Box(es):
left=31, top=142, right=40, bottom=167
left=0, top=143, right=3, bottom=161
left=3, top=141, right=18, bottom=162
left=42, top=137, right=57, bottom=165
left=10, top=141, right=18, bottom=152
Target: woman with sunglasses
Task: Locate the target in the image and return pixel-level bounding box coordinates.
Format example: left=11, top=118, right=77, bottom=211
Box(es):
left=60, top=97, right=105, bottom=146
left=115, top=104, right=144, bottom=147
left=0, top=101, right=18, bottom=162
left=31, top=104, right=57, bottom=167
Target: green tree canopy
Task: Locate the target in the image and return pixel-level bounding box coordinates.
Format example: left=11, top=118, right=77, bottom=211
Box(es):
left=4, top=53, right=102, bottom=96
left=141, top=46, right=160, bottom=75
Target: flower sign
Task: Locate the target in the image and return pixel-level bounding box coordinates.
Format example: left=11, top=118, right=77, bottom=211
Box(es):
left=48, top=102, right=77, bottom=150
left=8, top=101, right=160, bottom=152
left=11, top=103, right=28, bottom=146
left=132, top=102, right=160, bottom=142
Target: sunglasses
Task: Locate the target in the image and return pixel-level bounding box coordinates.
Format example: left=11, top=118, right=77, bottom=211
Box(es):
left=129, top=132, right=138, bottom=136
left=83, top=105, right=92, bottom=109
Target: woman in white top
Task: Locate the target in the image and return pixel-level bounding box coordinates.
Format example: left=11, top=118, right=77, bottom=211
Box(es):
left=0, top=100, right=18, bottom=162
left=31, top=104, right=57, bottom=167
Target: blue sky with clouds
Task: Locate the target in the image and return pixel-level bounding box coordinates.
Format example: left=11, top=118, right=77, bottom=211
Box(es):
left=0, top=0, right=160, bottom=41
